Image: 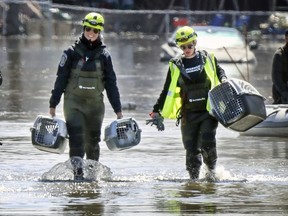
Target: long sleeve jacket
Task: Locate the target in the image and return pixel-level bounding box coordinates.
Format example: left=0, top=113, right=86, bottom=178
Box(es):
left=49, top=36, right=122, bottom=113
left=272, top=44, right=288, bottom=95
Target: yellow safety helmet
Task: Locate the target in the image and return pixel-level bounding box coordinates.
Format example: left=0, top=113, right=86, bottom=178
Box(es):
left=175, top=26, right=197, bottom=46
left=82, top=12, right=104, bottom=31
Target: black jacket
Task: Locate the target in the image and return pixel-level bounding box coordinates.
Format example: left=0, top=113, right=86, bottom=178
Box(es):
left=49, top=34, right=122, bottom=113
left=272, top=44, right=288, bottom=103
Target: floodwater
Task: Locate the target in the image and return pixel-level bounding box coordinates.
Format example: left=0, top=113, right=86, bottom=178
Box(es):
left=0, top=34, right=288, bottom=216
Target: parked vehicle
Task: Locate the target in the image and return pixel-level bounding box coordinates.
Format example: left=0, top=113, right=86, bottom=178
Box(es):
left=160, top=25, right=258, bottom=64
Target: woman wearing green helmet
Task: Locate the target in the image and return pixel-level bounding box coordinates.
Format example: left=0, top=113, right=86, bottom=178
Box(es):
left=150, top=26, right=228, bottom=181
left=82, top=12, right=104, bottom=31
left=49, top=12, right=123, bottom=180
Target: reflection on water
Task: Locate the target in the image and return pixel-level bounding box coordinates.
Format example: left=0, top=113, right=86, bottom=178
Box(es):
left=0, top=35, right=288, bottom=215
left=4, top=39, right=23, bottom=112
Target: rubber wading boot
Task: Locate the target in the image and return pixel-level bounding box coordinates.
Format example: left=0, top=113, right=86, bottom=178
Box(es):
left=205, top=168, right=219, bottom=182
left=70, top=156, right=84, bottom=181
left=188, top=168, right=200, bottom=180
left=186, top=152, right=202, bottom=180
left=202, top=148, right=218, bottom=181
left=74, top=167, right=84, bottom=181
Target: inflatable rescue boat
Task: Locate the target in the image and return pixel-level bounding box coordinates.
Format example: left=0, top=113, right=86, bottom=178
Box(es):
left=240, top=104, right=288, bottom=137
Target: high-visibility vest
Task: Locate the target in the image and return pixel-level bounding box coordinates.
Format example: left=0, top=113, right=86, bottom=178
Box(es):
left=161, top=53, right=220, bottom=119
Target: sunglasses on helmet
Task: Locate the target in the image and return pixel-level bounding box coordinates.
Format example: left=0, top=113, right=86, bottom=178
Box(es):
left=175, top=32, right=197, bottom=43
left=83, top=19, right=104, bottom=27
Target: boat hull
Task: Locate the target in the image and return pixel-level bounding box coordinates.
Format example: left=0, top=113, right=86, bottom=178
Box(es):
left=240, top=105, right=288, bottom=137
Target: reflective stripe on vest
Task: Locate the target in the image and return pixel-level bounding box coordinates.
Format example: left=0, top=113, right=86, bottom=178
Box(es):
left=161, top=53, right=220, bottom=119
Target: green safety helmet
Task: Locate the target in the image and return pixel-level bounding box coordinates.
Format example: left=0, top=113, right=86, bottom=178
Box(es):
left=82, top=12, right=104, bottom=31
left=175, top=26, right=197, bottom=46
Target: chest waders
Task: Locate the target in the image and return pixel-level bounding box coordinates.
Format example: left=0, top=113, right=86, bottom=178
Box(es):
left=169, top=51, right=220, bottom=180
left=64, top=53, right=104, bottom=161
left=179, top=76, right=211, bottom=112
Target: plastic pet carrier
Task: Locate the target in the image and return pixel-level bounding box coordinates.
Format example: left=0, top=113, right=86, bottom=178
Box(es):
left=31, top=115, right=68, bottom=154
left=208, top=78, right=267, bottom=132
left=104, top=117, right=142, bottom=151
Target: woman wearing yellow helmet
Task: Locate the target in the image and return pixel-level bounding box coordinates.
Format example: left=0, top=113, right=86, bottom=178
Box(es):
left=81, top=12, right=104, bottom=43
left=150, top=26, right=228, bottom=181
left=49, top=12, right=123, bottom=180
left=82, top=12, right=104, bottom=31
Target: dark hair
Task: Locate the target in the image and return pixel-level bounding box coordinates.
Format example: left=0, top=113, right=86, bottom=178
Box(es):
left=285, top=30, right=288, bottom=36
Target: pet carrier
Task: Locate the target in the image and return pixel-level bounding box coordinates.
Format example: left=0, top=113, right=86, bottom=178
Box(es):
left=104, top=117, right=142, bottom=151
left=208, top=78, right=267, bottom=132
left=31, top=115, right=68, bottom=154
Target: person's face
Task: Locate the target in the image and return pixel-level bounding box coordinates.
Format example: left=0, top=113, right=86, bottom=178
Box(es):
left=180, top=41, right=195, bottom=58
left=84, top=26, right=100, bottom=42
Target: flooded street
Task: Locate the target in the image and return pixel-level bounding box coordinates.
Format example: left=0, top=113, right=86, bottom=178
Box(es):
left=1, top=35, right=288, bottom=215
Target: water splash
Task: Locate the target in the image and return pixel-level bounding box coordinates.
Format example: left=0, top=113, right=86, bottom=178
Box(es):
left=41, top=157, right=112, bottom=182
left=199, top=165, right=247, bottom=183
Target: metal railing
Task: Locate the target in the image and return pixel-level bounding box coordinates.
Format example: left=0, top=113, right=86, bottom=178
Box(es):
left=0, top=0, right=286, bottom=39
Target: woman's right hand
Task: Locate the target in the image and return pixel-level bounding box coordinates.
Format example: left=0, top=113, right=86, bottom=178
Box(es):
left=149, top=112, right=160, bottom=119
left=116, top=111, right=123, bottom=119
left=49, top=107, right=56, bottom=117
